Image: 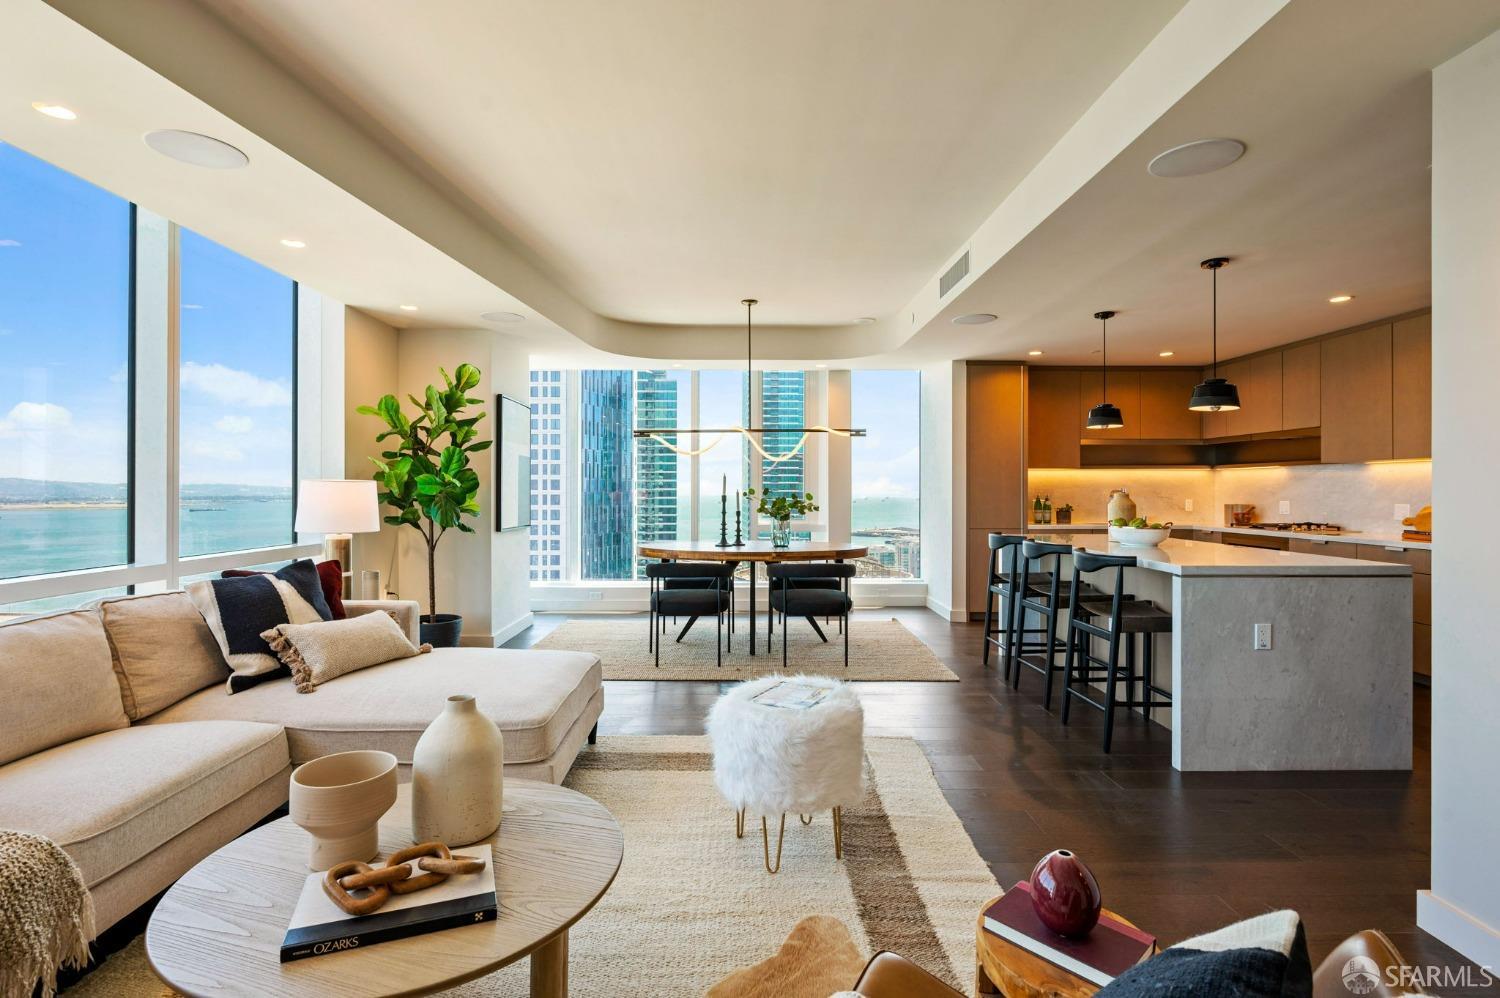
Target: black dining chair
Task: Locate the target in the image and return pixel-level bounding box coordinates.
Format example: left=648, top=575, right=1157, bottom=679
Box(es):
left=646, top=562, right=735, bottom=667
left=767, top=562, right=855, bottom=669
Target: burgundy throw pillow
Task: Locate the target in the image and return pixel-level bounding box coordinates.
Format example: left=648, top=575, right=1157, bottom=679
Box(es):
left=223, top=560, right=346, bottom=619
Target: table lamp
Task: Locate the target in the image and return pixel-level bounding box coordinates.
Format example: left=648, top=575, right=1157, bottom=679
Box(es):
left=294, top=479, right=381, bottom=597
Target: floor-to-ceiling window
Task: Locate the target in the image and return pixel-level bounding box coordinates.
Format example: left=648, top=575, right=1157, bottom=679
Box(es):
left=0, top=144, right=322, bottom=617
left=850, top=370, right=920, bottom=578
left=528, top=370, right=566, bottom=581
left=177, top=229, right=296, bottom=557
left=634, top=369, right=689, bottom=575
left=0, top=143, right=131, bottom=582
left=580, top=370, right=634, bottom=580
left=698, top=370, right=748, bottom=542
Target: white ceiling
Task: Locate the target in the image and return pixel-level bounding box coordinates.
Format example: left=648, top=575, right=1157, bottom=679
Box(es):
left=201, top=0, right=1187, bottom=327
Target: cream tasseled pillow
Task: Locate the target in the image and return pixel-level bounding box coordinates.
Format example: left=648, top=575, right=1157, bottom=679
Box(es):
left=262, top=611, right=429, bottom=693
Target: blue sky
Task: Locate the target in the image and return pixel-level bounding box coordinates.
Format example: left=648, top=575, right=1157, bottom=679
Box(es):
left=851, top=369, right=920, bottom=499
left=0, top=142, right=294, bottom=487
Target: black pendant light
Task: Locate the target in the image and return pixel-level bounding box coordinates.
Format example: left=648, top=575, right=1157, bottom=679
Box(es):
left=1188, top=257, right=1241, bottom=411
left=1086, top=309, right=1124, bottom=429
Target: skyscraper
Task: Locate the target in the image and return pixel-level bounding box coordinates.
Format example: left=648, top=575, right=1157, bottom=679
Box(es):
left=633, top=371, right=679, bottom=577
left=759, top=369, right=806, bottom=502
left=527, top=371, right=566, bottom=580
left=580, top=370, right=634, bottom=580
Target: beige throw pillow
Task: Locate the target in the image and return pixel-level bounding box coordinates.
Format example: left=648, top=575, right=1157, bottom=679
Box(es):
left=263, top=611, right=429, bottom=693
left=97, top=592, right=229, bottom=719
left=0, top=611, right=129, bottom=766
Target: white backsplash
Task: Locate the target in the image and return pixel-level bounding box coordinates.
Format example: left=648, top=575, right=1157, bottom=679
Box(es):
left=1028, top=462, right=1431, bottom=535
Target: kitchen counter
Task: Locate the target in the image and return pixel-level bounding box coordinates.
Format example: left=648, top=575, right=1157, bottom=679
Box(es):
left=1027, top=521, right=1431, bottom=550
left=1026, top=535, right=1412, bottom=577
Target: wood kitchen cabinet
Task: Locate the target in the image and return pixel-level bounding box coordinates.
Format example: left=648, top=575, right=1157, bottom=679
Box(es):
left=1248, top=353, right=1283, bottom=434
left=1027, top=367, right=1080, bottom=468
left=1139, top=369, right=1204, bottom=439
left=1321, top=324, right=1394, bottom=463
left=1281, top=342, right=1322, bottom=430
left=1352, top=543, right=1431, bottom=680
left=1392, top=313, right=1432, bottom=459
left=966, top=363, right=1027, bottom=618
left=1079, top=370, right=1141, bottom=439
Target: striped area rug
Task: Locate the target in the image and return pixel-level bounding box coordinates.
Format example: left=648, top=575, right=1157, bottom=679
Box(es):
left=70, top=736, right=996, bottom=997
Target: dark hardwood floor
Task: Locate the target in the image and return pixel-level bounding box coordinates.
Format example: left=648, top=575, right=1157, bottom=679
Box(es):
left=509, top=608, right=1492, bottom=996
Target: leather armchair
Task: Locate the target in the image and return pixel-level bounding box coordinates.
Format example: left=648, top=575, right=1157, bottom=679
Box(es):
left=1313, top=929, right=1429, bottom=998
left=852, top=952, right=964, bottom=998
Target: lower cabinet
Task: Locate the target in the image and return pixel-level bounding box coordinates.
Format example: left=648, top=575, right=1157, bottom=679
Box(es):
left=1350, top=543, right=1432, bottom=680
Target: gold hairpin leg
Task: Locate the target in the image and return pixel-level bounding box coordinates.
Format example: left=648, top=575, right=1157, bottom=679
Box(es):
left=762, top=813, right=786, bottom=874
left=833, top=806, right=843, bottom=860
left=735, top=807, right=745, bottom=839
left=799, top=813, right=813, bottom=825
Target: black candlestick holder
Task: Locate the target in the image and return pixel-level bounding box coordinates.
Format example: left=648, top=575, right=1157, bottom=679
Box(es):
left=732, top=503, right=744, bottom=546
left=715, top=494, right=731, bottom=547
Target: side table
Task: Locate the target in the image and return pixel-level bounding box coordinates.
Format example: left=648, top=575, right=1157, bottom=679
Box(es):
left=974, top=892, right=1157, bottom=998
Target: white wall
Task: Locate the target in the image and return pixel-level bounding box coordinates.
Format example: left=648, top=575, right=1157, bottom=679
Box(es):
left=1421, top=27, right=1500, bottom=968
left=389, top=328, right=533, bottom=646
left=920, top=361, right=966, bottom=620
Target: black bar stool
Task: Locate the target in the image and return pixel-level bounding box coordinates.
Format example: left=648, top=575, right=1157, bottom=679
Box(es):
left=1060, top=551, right=1173, bottom=753
left=1010, top=540, right=1099, bottom=708
left=980, top=533, right=1054, bottom=677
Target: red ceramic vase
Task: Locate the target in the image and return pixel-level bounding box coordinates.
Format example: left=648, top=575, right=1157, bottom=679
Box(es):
left=1029, top=849, right=1102, bottom=938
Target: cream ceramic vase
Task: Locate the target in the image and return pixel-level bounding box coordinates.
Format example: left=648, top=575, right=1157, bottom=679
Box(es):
left=1106, top=489, right=1137, bottom=523
left=411, top=694, right=504, bottom=846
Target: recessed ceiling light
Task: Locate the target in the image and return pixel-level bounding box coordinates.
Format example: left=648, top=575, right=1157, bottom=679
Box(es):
left=1159, top=350, right=1175, bottom=357
left=671, top=363, right=682, bottom=368
left=952, top=313, right=997, bottom=325
left=1147, top=138, right=1245, bottom=178
left=144, top=129, right=249, bottom=169
left=1328, top=294, right=1354, bottom=304
left=32, top=102, right=77, bottom=120
left=480, top=311, right=525, bottom=323
left=815, top=363, right=828, bottom=368
left=1028, top=350, right=1044, bottom=356
left=280, top=238, right=306, bottom=249
left=853, top=317, right=877, bottom=325
left=399, top=304, right=419, bottom=311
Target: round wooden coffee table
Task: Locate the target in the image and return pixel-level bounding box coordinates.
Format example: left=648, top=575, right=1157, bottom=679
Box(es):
left=146, top=780, right=622, bottom=997
left=975, top=893, right=1156, bottom=997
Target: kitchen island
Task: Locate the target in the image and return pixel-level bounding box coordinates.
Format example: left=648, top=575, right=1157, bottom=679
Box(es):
left=1029, top=535, right=1413, bottom=772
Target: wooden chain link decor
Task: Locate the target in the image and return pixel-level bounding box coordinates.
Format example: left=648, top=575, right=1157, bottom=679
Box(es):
left=322, top=841, right=487, bottom=916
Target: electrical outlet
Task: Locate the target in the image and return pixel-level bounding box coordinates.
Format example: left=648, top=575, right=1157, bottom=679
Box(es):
left=587, top=590, right=603, bottom=601
left=1253, top=623, right=1273, bottom=651
left=1278, top=500, right=1291, bottom=516
left=1394, top=503, right=1411, bottom=521
left=1184, top=499, right=1194, bottom=512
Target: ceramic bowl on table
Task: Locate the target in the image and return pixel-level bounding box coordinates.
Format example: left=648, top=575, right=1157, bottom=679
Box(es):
left=1108, top=525, right=1172, bottom=547
left=289, top=749, right=398, bottom=869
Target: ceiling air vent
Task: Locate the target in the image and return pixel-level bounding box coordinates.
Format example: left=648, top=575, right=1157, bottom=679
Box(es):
left=939, top=251, right=970, bottom=298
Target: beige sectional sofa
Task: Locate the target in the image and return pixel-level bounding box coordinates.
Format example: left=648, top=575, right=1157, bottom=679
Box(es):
left=0, top=593, right=601, bottom=932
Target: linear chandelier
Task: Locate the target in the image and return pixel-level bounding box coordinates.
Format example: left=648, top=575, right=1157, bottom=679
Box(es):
left=630, top=298, right=866, bottom=463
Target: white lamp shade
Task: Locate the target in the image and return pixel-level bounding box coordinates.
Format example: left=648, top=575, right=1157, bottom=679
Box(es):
left=294, top=479, right=381, bottom=534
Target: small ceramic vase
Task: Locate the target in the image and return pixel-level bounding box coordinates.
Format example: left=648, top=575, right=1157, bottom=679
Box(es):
left=289, top=750, right=398, bottom=870
left=412, top=694, right=505, bottom=845
left=1106, top=489, right=1137, bottom=524
left=1029, top=848, right=1103, bottom=937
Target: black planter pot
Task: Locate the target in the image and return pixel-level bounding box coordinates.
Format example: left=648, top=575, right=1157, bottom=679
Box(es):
left=420, top=613, right=464, bottom=648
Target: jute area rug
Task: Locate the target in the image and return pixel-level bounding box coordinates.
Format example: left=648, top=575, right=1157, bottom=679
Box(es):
left=533, top=617, right=959, bottom=682
left=70, top=736, right=996, bottom=997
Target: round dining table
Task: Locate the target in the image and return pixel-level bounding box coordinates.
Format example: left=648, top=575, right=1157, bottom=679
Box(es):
left=636, top=539, right=869, bottom=655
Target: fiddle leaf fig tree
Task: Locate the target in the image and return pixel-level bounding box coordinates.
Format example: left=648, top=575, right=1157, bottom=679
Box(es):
left=357, top=363, right=490, bottom=623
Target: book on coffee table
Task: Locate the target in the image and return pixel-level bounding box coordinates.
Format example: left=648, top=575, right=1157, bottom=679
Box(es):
left=982, top=881, right=1155, bottom=986
left=280, top=844, right=498, bottom=963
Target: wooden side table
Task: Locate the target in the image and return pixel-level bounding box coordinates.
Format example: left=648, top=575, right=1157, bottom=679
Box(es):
left=974, top=893, right=1156, bottom=998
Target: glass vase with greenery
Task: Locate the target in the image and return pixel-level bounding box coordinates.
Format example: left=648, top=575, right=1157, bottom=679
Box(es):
left=745, top=488, right=819, bottom=548
left=358, top=363, right=489, bottom=644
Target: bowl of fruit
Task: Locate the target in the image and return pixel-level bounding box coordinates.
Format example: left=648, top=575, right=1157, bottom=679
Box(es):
left=1108, top=517, right=1173, bottom=547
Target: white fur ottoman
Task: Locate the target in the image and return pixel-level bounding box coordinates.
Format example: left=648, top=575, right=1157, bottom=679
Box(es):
left=707, top=674, right=864, bottom=873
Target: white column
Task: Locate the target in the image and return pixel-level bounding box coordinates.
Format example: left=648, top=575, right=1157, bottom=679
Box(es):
left=824, top=370, right=852, bottom=544
left=131, top=209, right=172, bottom=570
left=1423, top=26, right=1500, bottom=968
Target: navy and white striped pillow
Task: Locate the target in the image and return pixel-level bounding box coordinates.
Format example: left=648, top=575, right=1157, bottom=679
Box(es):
left=188, top=570, right=326, bottom=694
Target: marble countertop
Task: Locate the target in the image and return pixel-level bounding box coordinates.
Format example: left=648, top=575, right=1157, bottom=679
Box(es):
left=1025, top=534, right=1413, bottom=577
left=1026, top=522, right=1431, bottom=551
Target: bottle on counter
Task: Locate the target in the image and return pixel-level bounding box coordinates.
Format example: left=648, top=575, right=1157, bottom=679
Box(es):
left=1033, top=494, right=1044, bottom=524
left=1042, top=495, right=1053, bottom=524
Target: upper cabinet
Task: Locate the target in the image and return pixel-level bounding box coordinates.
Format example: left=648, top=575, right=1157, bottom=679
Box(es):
left=1027, top=367, right=1080, bottom=468
left=1139, top=369, right=1204, bottom=439
left=1321, top=324, right=1394, bottom=463
left=1281, top=342, right=1321, bottom=430
left=1079, top=370, right=1141, bottom=439
left=1392, top=313, right=1432, bottom=459
left=1246, top=353, right=1283, bottom=435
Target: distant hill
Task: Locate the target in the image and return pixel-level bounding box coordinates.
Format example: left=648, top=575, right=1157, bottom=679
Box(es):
left=0, top=478, right=291, bottom=504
